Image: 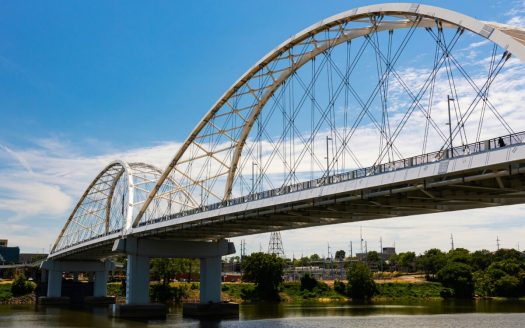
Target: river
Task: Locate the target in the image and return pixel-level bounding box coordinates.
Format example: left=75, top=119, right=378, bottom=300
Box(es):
left=1, top=300, right=524, bottom=327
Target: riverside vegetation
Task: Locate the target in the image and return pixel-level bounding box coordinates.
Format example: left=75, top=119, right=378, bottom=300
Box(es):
left=2, top=247, right=524, bottom=304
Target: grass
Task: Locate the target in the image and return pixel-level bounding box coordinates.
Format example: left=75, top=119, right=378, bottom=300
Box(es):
left=375, top=282, right=444, bottom=299
left=0, top=284, right=12, bottom=302
left=280, top=282, right=347, bottom=303
left=221, top=282, right=253, bottom=302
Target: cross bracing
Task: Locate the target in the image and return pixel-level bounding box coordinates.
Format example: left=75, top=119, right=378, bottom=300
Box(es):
left=50, top=3, right=525, bottom=257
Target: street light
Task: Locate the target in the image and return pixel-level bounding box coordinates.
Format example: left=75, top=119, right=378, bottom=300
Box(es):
left=251, top=162, right=258, bottom=194
left=325, top=136, right=332, bottom=176
left=447, top=95, right=455, bottom=157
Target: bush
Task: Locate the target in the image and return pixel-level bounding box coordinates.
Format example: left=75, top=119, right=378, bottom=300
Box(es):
left=149, top=283, right=188, bottom=303
left=494, top=275, right=521, bottom=297
left=333, top=280, right=346, bottom=294
left=440, top=287, right=455, bottom=299
left=10, top=275, right=35, bottom=297
left=300, top=274, right=317, bottom=291
left=436, top=262, right=474, bottom=298
left=150, top=283, right=172, bottom=302
left=347, top=262, right=376, bottom=300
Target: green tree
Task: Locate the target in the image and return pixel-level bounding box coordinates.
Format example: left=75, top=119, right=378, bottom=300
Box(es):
left=494, top=248, right=522, bottom=262
left=471, top=250, right=493, bottom=271
left=150, top=258, right=198, bottom=284
left=150, top=258, right=175, bottom=284
left=387, top=254, right=399, bottom=271
left=347, top=262, right=376, bottom=300
left=493, top=275, right=521, bottom=297
left=437, top=262, right=474, bottom=298
left=473, top=271, right=494, bottom=297
left=335, top=250, right=346, bottom=261
left=310, top=254, right=321, bottom=262
left=448, top=248, right=471, bottom=264
left=417, top=248, right=446, bottom=279
left=367, top=251, right=381, bottom=266
left=398, top=252, right=416, bottom=272
left=241, top=252, right=285, bottom=301
left=299, top=257, right=311, bottom=266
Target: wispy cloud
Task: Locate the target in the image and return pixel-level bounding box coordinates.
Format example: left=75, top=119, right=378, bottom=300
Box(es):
left=0, top=138, right=182, bottom=252
left=506, top=0, right=525, bottom=26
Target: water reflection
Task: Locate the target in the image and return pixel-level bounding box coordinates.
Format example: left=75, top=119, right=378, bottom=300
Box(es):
left=0, top=300, right=524, bottom=327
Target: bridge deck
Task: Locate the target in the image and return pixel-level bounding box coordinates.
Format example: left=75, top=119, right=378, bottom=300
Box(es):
left=49, top=133, right=525, bottom=260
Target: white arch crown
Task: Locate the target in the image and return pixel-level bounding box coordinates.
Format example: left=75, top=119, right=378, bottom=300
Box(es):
left=51, top=3, right=525, bottom=253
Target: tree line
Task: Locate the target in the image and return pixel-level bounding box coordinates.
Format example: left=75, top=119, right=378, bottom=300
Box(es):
left=240, top=248, right=525, bottom=300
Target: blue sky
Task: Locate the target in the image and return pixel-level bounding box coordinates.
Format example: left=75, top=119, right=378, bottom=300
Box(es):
left=1, top=0, right=525, bottom=255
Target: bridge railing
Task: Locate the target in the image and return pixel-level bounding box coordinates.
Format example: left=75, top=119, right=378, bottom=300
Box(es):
left=144, top=131, right=525, bottom=226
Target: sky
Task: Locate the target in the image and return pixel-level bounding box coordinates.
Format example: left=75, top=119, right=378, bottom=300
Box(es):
left=1, top=0, right=525, bottom=257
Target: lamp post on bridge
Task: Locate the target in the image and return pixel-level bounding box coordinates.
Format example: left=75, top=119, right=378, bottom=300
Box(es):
left=325, top=136, right=332, bottom=177
left=447, top=95, right=455, bottom=157
left=251, top=162, right=258, bottom=194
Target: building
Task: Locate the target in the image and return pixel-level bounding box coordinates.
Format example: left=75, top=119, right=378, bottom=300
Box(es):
left=382, top=247, right=396, bottom=261
left=0, top=245, right=20, bottom=264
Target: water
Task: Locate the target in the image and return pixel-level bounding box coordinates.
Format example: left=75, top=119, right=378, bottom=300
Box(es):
left=1, top=300, right=524, bottom=327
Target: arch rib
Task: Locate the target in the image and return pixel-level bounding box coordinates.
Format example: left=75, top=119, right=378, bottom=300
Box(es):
left=134, top=2, right=525, bottom=227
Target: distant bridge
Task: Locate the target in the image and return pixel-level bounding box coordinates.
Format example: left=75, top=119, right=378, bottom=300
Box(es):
left=39, top=3, right=525, bottom=313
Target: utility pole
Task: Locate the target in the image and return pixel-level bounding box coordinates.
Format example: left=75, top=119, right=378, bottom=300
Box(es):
left=450, top=233, right=455, bottom=251
left=349, top=241, right=353, bottom=270
left=327, top=243, right=332, bottom=280
left=380, top=237, right=383, bottom=273
left=447, top=95, right=454, bottom=157
left=360, top=226, right=364, bottom=254
left=497, top=236, right=500, bottom=251
left=365, top=240, right=368, bottom=264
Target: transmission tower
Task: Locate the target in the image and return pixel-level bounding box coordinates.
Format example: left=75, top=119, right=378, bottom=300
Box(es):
left=268, top=231, right=285, bottom=258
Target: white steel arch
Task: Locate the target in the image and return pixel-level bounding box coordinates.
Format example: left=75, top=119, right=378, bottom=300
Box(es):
left=51, top=161, right=167, bottom=252
left=125, top=3, right=525, bottom=227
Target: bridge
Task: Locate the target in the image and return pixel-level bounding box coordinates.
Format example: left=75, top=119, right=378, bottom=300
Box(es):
left=39, top=3, right=525, bottom=317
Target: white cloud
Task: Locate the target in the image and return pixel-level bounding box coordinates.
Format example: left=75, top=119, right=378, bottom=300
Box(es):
left=506, top=0, right=525, bottom=26
left=0, top=139, right=182, bottom=252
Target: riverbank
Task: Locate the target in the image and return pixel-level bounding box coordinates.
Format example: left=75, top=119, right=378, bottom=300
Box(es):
left=3, top=280, right=516, bottom=305
left=0, top=283, right=35, bottom=305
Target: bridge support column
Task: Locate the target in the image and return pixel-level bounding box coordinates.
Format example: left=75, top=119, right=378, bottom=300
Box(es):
left=125, top=253, right=150, bottom=304
left=199, top=256, right=222, bottom=304
left=47, top=269, right=62, bottom=298
left=93, top=270, right=108, bottom=297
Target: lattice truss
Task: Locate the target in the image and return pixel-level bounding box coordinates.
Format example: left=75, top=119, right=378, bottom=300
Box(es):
left=52, top=162, right=167, bottom=251
left=133, top=7, right=524, bottom=226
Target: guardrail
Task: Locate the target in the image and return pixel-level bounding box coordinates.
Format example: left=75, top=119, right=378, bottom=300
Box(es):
left=146, top=131, right=525, bottom=226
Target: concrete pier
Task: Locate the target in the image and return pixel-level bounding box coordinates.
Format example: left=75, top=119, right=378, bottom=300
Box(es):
left=39, top=260, right=115, bottom=305
left=111, top=237, right=237, bottom=319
